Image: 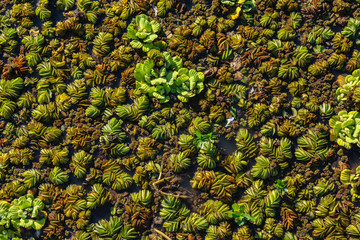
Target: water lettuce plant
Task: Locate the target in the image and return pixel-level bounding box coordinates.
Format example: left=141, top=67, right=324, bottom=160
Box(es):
left=127, top=14, right=160, bottom=52
left=0, top=194, right=46, bottom=231
left=134, top=52, right=204, bottom=102
left=336, top=70, right=360, bottom=104
left=329, top=110, right=360, bottom=149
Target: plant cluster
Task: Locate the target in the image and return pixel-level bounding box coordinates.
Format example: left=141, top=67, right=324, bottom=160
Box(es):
left=335, top=69, right=360, bottom=107
left=134, top=52, right=205, bottom=103
left=1, top=0, right=360, bottom=239
left=127, top=14, right=160, bottom=52
left=329, top=110, right=360, bottom=150
left=228, top=203, right=254, bottom=226
left=0, top=194, right=46, bottom=237
left=341, top=167, right=360, bottom=201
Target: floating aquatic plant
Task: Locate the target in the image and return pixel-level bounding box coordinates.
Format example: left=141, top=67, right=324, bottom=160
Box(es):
left=22, top=169, right=41, bottom=189
left=340, top=167, right=360, bottom=201
left=76, top=0, right=100, bottom=24
left=295, top=127, right=332, bottom=162
left=336, top=69, right=360, bottom=106
left=228, top=203, right=254, bottom=226
left=160, top=195, right=191, bottom=232
left=49, top=166, right=69, bottom=185
left=168, top=152, right=191, bottom=173
left=329, top=110, right=360, bottom=149
left=224, top=0, right=257, bottom=20
left=92, top=32, right=113, bottom=56
left=100, top=118, right=130, bottom=156
left=127, top=14, right=160, bottom=52
left=94, top=216, right=137, bottom=239
left=134, top=52, right=204, bottom=103
left=116, top=95, right=149, bottom=121
left=0, top=194, right=46, bottom=231
left=235, top=128, right=257, bottom=158
left=342, top=18, right=360, bottom=40
left=319, top=103, right=334, bottom=118
left=274, top=179, right=288, bottom=196
left=1, top=0, right=360, bottom=239
left=102, top=160, right=133, bottom=191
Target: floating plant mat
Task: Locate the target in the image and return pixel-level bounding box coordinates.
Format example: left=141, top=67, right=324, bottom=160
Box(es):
left=3, top=0, right=360, bottom=239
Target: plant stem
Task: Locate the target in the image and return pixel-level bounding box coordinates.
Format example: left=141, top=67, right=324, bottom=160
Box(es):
left=152, top=228, right=172, bottom=240
left=152, top=177, right=189, bottom=199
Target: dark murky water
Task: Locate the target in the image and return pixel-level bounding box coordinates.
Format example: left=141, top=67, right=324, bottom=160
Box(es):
left=346, top=149, right=360, bottom=170
left=91, top=201, right=112, bottom=223
left=216, top=135, right=237, bottom=155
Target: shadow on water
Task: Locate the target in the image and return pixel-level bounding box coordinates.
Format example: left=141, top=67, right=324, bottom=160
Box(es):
left=216, top=135, right=257, bottom=168
left=68, top=173, right=84, bottom=186
left=178, top=163, right=202, bottom=211
left=182, top=0, right=195, bottom=8
left=91, top=202, right=112, bottom=223
left=344, top=149, right=360, bottom=209
left=345, top=149, right=360, bottom=171
left=216, top=136, right=237, bottom=155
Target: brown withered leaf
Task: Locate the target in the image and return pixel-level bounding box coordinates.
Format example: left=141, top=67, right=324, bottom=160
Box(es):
left=282, top=208, right=297, bottom=230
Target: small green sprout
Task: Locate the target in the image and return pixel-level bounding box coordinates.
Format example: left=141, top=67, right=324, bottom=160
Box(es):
left=274, top=179, right=288, bottom=195
left=228, top=203, right=254, bottom=226
left=194, top=130, right=217, bottom=149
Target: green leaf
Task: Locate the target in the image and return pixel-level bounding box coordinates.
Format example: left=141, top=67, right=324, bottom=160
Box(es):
left=136, top=31, right=148, bottom=39
left=85, top=105, right=101, bottom=118
left=135, top=14, right=145, bottom=26
left=153, top=92, right=166, bottom=100
left=163, top=52, right=173, bottom=66
left=244, top=214, right=255, bottom=222
left=178, top=68, right=188, bottom=75
left=161, top=96, right=170, bottom=103
left=176, top=75, right=189, bottom=86
left=342, top=119, right=355, bottom=128
left=142, top=43, right=153, bottom=52
left=35, top=6, right=51, bottom=21
left=33, top=198, right=44, bottom=211
left=340, top=169, right=351, bottom=185
left=166, top=70, right=177, bottom=84
left=144, top=21, right=152, bottom=32
left=197, top=72, right=205, bottom=81
left=188, top=77, right=196, bottom=90
left=188, top=69, right=198, bottom=79
left=329, top=116, right=339, bottom=128
left=197, top=82, right=204, bottom=93
left=134, top=64, right=146, bottom=81
left=159, top=66, right=167, bottom=77
left=144, top=34, right=158, bottom=43
left=173, top=56, right=183, bottom=69
left=138, top=15, right=146, bottom=29
left=151, top=20, right=160, bottom=33
left=143, top=59, right=155, bottom=73
left=150, top=78, right=167, bottom=85
left=130, top=40, right=143, bottom=49
left=127, top=25, right=137, bottom=39
left=232, top=203, right=239, bottom=211
left=20, top=218, right=33, bottom=228
left=32, top=217, right=46, bottom=230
